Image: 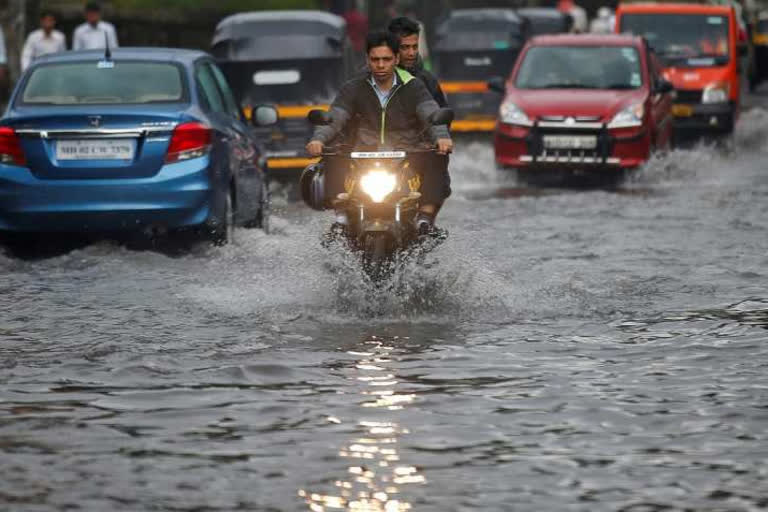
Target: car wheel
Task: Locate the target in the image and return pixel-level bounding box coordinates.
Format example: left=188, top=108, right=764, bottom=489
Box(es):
left=208, top=187, right=236, bottom=246
left=255, top=179, right=271, bottom=234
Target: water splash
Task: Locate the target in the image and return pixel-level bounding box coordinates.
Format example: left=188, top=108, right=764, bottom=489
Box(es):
left=448, top=139, right=516, bottom=192
left=735, top=107, right=768, bottom=153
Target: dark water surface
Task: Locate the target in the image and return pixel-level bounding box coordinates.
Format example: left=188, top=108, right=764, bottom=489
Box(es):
left=2, top=109, right=768, bottom=511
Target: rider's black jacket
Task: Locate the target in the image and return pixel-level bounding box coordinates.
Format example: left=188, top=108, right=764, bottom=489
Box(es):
left=404, top=57, right=447, bottom=108
left=310, top=67, right=450, bottom=149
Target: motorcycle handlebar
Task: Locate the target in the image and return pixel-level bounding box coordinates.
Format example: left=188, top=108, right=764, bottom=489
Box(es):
left=319, top=147, right=442, bottom=157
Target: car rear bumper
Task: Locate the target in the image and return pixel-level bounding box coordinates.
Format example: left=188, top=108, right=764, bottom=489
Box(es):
left=494, top=122, right=651, bottom=171
left=0, top=158, right=213, bottom=232
left=672, top=102, right=735, bottom=133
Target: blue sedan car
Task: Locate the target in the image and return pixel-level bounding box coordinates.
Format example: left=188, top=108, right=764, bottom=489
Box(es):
left=0, top=48, right=276, bottom=244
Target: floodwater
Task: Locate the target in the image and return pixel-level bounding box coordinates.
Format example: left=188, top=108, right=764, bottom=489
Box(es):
left=1, top=107, right=768, bottom=511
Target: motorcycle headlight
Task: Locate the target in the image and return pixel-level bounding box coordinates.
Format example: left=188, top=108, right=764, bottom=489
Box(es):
left=702, top=82, right=729, bottom=104
left=608, top=102, right=645, bottom=129
left=499, top=100, right=531, bottom=126
left=360, top=170, right=397, bottom=203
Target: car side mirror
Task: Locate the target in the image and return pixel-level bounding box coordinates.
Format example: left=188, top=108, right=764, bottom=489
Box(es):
left=656, top=79, right=674, bottom=94
left=429, top=108, right=454, bottom=126
left=487, top=76, right=506, bottom=94
left=307, top=109, right=332, bottom=126
left=251, top=105, right=278, bottom=127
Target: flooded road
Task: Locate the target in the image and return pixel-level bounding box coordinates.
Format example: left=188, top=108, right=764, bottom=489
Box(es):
left=2, top=106, right=768, bottom=511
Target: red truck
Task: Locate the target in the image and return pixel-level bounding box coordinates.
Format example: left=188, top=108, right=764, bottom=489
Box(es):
left=491, top=34, right=674, bottom=180
left=615, top=3, right=742, bottom=136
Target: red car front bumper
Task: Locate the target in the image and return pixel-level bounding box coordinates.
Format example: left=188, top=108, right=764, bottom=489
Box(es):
left=494, top=121, right=652, bottom=171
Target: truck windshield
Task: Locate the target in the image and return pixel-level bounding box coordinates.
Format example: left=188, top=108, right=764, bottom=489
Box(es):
left=516, top=46, right=643, bottom=90
left=620, top=14, right=730, bottom=66
left=21, top=61, right=186, bottom=105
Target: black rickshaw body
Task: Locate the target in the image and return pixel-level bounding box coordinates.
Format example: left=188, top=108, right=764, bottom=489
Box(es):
left=753, top=13, right=768, bottom=83
left=516, top=8, right=574, bottom=36
left=211, top=11, right=355, bottom=176
left=432, top=9, right=530, bottom=133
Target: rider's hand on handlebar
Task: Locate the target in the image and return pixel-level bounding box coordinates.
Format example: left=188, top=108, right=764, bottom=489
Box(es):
left=436, top=138, right=453, bottom=155
left=306, top=140, right=324, bottom=157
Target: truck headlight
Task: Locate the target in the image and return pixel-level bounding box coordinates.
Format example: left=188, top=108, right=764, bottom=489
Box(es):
left=499, top=100, right=531, bottom=126
left=360, top=170, right=397, bottom=203
left=702, top=83, right=729, bottom=104
left=608, top=102, right=644, bottom=129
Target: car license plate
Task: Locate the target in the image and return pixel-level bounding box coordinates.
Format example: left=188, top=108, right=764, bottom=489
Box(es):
left=56, top=139, right=134, bottom=160
left=672, top=104, right=693, bottom=117
left=543, top=135, right=597, bottom=150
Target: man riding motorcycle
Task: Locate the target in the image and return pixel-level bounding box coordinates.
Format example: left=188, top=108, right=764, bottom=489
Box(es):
left=305, top=31, right=453, bottom=235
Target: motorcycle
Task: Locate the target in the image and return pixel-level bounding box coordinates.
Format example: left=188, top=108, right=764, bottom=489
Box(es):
left=304, top=108, right=453, bottom=281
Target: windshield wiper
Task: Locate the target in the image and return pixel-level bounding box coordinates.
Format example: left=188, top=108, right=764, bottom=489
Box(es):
left=657, top=50, right=690, bottom=59
left=604, top=84, right=637, bottom=90
left=534, top=84, right=596, bottom=89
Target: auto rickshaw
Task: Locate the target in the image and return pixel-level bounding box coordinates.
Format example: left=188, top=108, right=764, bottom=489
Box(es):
left=753, top=11, right=768, bottom=85
left=516, top=8, right=574, bottom=36
left=432, top=8, right=530, bottom=133
left=211, top=11, right=356, bottom=177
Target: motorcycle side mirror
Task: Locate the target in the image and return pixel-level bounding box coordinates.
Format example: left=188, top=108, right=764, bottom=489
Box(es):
left=308, top=109, right=332, bottom=126
left=251, top=105, right=279, bottom=127
left=656, top=79, right=674, bottom=95
left=429, top=108, right=454, bottom=125
left=487, top=76, right=506, bottom=94
left=738, top=43, right=747, bottom=57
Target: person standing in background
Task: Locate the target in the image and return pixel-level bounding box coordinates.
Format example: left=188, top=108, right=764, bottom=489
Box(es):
left=342, top=1, right=369, bottom=55
left=72, top=2, right=118, bottom=51
left=0, top=25, right=8, bottom=109
left=558, top=0, right=588, bottom=33
left=22, top=11, right=66, bottom=71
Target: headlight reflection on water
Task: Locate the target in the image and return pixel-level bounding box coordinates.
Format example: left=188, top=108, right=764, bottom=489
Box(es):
left=360, top=171, right=397, bottom=203
left=299, top=337, right=425, bottom=511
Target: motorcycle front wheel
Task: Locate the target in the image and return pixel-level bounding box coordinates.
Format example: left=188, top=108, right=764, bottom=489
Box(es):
left=362, top=232, right=391, bottom=282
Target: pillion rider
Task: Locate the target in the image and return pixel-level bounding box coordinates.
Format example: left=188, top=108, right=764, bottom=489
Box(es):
left=388, top=17, right=447, bottom=108
left=305, top=31, right=453, bottom=235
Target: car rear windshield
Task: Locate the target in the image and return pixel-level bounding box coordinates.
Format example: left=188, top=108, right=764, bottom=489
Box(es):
left=516, top=46, right=643, bottom=90
left=21, top=61, right=187, bottom=105
left=620, top=14, right=730, bottom=65
left=437, top=18, right=525, bottom=50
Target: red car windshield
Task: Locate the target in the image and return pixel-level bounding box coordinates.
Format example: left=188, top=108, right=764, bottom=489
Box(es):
left=516, top=46, right=643, bottom=90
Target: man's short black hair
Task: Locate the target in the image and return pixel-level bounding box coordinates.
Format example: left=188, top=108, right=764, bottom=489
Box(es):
left=40, top=10, right=57, bottom=19
left=85, top=2, right=101, bottom=12
left=366, top=30, right=399, bottom=55
left=388, top=17, right=420, bottom=38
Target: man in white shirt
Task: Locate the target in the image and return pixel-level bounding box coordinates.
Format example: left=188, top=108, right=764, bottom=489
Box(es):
left=72, top=2, right=118, bottom=51
left=22, top=11, right=67, bottom=71
left=0, top=25, right=6, bottom=67
left=0, top=25, right=8, bottom=107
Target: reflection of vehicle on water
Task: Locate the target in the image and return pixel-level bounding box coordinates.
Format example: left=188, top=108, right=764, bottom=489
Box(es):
left=616, top=3, right=741, bottom=137
left=432, top=9, right=529, bottom=133
left=516, top=7, right=574, bottom=36
left=211, top=11, right=356, bottom=177
left=305, top=109, right=452, bottom=282
left=492, top=34, right=674, bottom=183
left=752, top=12, right=768, bottom=85
left=0, top=49, right=276, bottom=244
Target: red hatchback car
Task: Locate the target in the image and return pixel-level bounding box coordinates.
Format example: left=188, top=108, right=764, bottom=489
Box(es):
left=492, top=34, right=674, bottom=179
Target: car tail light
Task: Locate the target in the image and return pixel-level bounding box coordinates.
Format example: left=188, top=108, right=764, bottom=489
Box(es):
left=0, top=127, right=27, bottom=166
left=165, top=122, right=212, bottom=163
